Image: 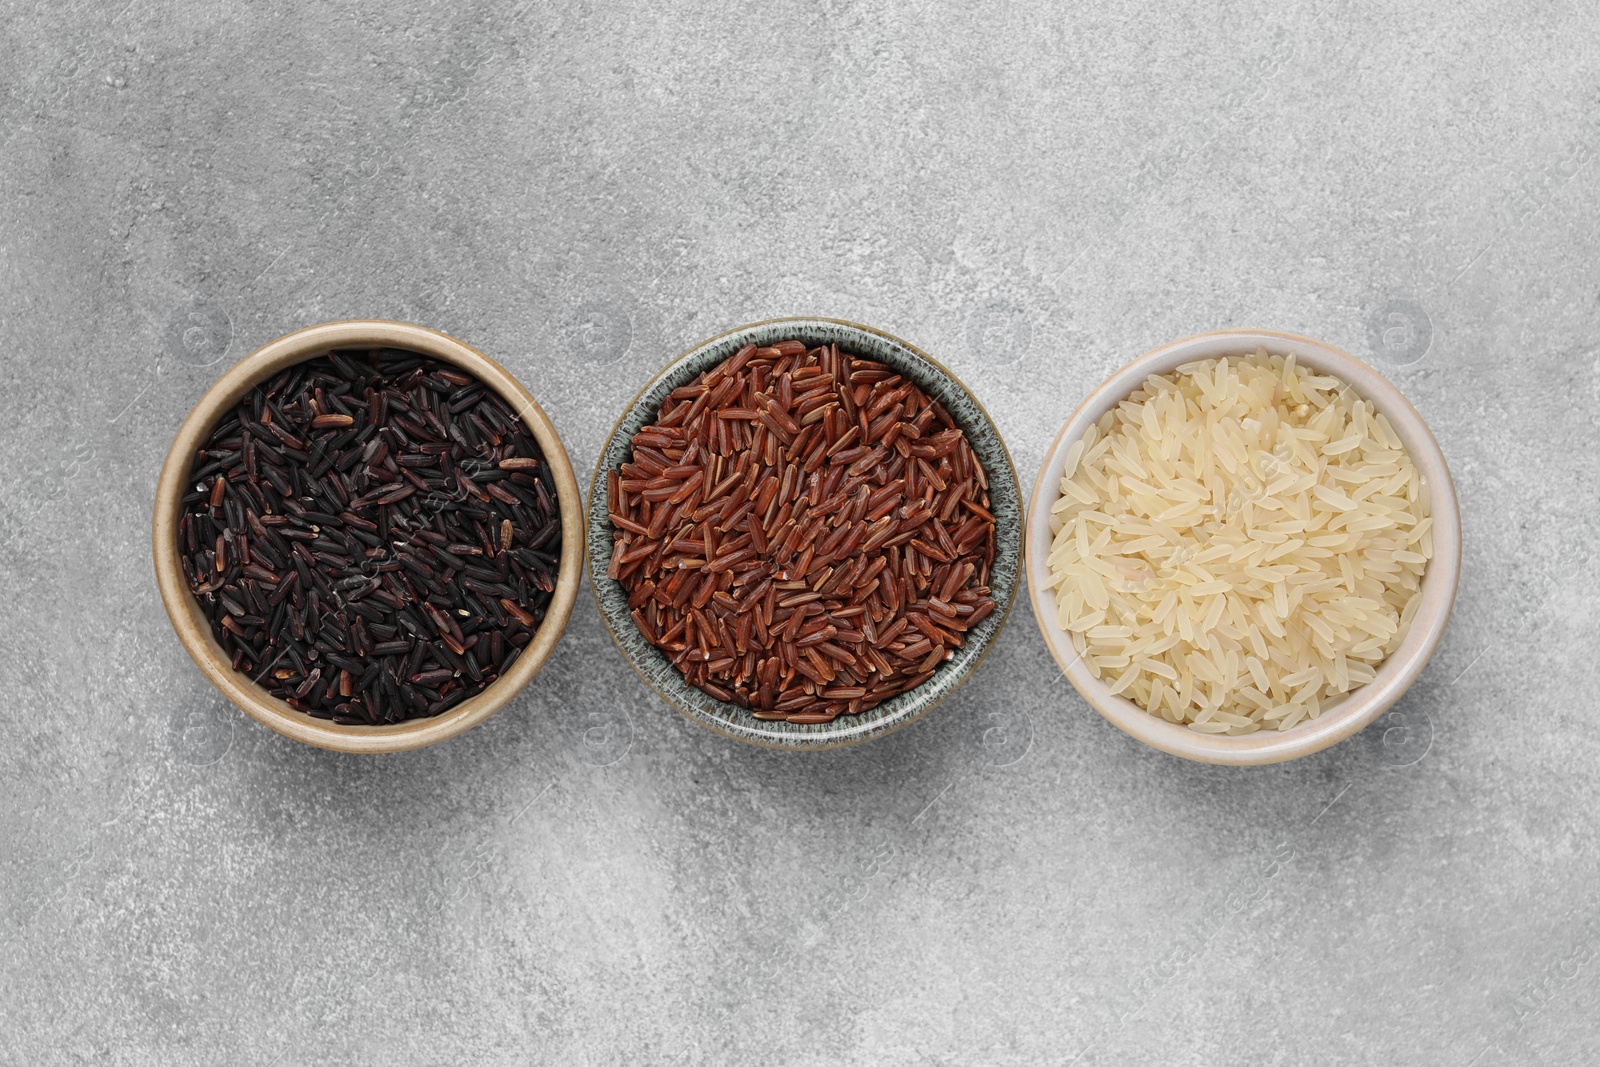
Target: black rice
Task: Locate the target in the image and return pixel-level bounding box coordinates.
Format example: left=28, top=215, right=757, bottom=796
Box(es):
left=179, top=348, right=562, bottom=724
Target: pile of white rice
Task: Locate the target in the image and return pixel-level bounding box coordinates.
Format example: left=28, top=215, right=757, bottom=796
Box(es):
left=1045, top=350, right=1432, bottom=734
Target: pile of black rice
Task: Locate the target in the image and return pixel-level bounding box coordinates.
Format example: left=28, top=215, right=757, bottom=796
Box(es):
left=178, top=349, right=561, bottom=724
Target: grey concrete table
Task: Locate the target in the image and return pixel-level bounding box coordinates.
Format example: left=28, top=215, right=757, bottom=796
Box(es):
left=2, top=2, right=1597, bottom=1064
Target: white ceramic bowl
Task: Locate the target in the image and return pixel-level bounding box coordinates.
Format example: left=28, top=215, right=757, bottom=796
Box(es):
left=1025, top=329, right=1461, bottom=765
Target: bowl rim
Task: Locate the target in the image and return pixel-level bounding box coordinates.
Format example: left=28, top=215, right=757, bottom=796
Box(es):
left=586, top=315, right=1023, bottom=750
left=152, top=319, right=586, bottom=754
left=1024, top=328, right=1462, bottom=766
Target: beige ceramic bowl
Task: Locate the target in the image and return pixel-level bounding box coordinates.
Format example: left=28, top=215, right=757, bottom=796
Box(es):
left=153, top=320, right=585, bottom=753
left=1025, top=329, right=1461, bottom=765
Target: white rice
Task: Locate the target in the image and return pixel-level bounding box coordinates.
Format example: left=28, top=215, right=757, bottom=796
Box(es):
left=1045, top=350, right=1432, bottom=735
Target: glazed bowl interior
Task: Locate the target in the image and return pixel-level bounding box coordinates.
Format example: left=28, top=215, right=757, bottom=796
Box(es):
left=153, top=320, right=585, bottom=753
left=1026, top=329, right=1461, bottom=765
left=588, top=317, right=1023, bottom=749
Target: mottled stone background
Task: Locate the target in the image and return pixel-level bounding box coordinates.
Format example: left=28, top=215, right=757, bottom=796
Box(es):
left=2, top=1, right=1597, bottom=1064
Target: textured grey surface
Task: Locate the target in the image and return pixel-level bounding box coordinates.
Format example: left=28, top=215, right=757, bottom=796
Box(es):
left=1, top=1, right=1598, bottom=1063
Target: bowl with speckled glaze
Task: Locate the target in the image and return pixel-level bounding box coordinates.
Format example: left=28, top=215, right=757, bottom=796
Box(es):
left=588, top=317, right=1022, bottom=749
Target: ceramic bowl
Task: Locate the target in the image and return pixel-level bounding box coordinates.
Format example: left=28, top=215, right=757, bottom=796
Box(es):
left=1026, top=329, right=1462, bottom=765
left=153, top=320, right=585, bottom=753
left=588, top=317, right=1023, bottom=749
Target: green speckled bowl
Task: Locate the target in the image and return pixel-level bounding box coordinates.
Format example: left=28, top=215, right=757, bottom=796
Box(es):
left=587, top=317, right=1022, bottom=749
